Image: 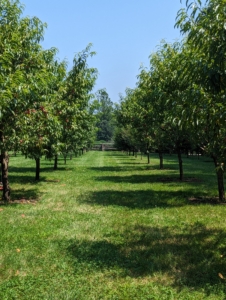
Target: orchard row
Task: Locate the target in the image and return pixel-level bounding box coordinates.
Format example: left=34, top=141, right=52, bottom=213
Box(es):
left=115, top=0, right=226, bottom=201
left=0, top=0, right=98, bottom=202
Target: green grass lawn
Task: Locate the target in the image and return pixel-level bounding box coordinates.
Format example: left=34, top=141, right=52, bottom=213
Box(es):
left=1, top=151, right=226, bottom=299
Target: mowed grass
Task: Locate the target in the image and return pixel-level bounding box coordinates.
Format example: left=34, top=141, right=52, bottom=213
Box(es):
left=1, top=151, right=226, bottom=299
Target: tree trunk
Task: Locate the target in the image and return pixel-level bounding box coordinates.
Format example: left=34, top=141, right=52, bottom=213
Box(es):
left=54, top=155, right=58, bottom=170
left=146, top=142, right=150, bottom=164
left=159, top=151, right=163, bottom=169
left=217, top=168, right=225, bottom=202
left=0, top=126, right=10, bottom=202
left=177, top=148, right=183, bottom=180
left=147, top=152, right=150, bottom=164
left=1, top=151, right=10, bottom=202
left=35, top=157, right=40, bottom=180
left=212, top=156, right=225, bottom=202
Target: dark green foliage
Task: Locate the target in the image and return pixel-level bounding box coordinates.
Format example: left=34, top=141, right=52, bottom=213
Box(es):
left=95, top=89, right=115, bottom=142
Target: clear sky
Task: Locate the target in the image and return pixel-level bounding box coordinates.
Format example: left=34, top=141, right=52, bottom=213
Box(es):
left=21, top=1, right=184, bottom=103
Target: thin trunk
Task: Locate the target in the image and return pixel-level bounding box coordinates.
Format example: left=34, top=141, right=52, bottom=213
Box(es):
left=217, top=168, right=225, bottom=202
left=1, top=151, right=10, bottom=202
left=35, top=157, right=40, bottom=180
left=0, top=127, right=10, bottom=202
left=146, top=142, right=150, bottom=164
left=54, top=154, right=58, bottom=170
left=64, top=155, right=67, bottom=164
left=177, top=148, right=183, bottom=180
left=147, top=152, right=150, bottom=164
left=70, top=153, right=72, bottom=160
left=159, top=151, right=163, bottom=169
left=212, top=156, right=225, bottom=202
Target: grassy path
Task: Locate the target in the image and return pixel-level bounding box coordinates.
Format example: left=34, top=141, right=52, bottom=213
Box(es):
left=0, top=151, right=226, bottom=299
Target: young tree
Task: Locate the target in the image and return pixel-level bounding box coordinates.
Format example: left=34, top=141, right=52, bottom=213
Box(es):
left=57, top=45, right=97, bottom=164
left=95, top=89, right=115, bottom=142
left=176, top=0, right=226, bottom=201
left=0, top=0, right=54, bottom=201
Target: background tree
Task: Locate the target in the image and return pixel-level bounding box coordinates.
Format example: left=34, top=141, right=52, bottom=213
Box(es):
left=95, top=89, right=115, bottom=142
left=57, top=45, right=97, bottom=164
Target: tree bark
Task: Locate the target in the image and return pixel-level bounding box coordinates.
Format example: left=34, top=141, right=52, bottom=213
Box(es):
left=216, top=168, right=225, bottom=202
left=212, top=156, right=225, bottom=202
left=177, top=148, right=183, bottom=180
left=1, top=151, right=10, bottom=202
left=35, top=157, right=40, bottom=180
left=159, top=151, right=163, bottom=169
left=0, top=126, right=10, bottom=202
left=147, top=152, right=150, bottom=164
left=54, top=154, right=58, bottom=170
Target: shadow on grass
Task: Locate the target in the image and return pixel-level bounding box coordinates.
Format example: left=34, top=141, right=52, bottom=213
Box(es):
left=89, top=166, right=150, bottom=172
left=9, top=165, right=72, bottom=173
left=80, top=189, right=196, bottom=209
left=9, top=165, right=74, bottom=184
left=0, top=187, right=41, bottom=204
left=94, top=174, right=205, bottom=185
left=66, top=222, right=226, bottom=294
left=118, top=161, right=150, bottom=165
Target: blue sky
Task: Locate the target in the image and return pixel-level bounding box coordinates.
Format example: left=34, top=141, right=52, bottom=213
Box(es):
left=22, top=1, right=184, bottom=103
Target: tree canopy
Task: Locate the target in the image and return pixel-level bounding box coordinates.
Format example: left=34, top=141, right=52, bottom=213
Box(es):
left=115, top=0, right=226, bottom=201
